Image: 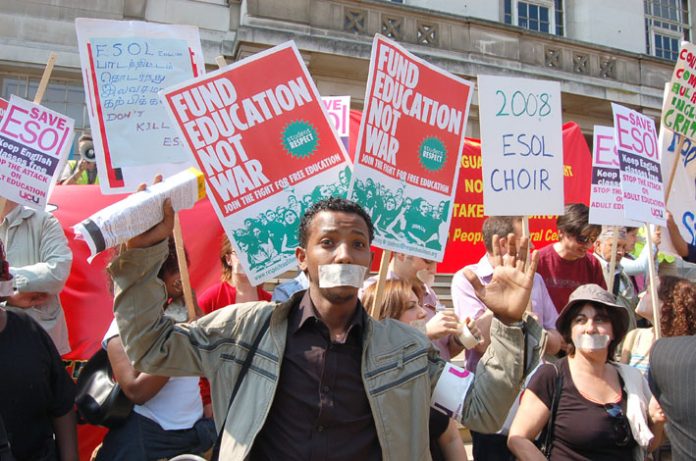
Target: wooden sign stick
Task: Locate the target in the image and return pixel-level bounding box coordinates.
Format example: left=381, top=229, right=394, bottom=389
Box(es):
left=33, top=52, right=57, bottom=105
left=521, top=216, right=533, bottom=312
left=215, top=55, right=228, bottom=68
left=173, top=213, right=197, bottom=321
left=645, top=224, right=662, bottom=339
left=606, top=225, right=619, bottom=294
left=170, top=54, right=230, bottom=320
left=664, top=134, right=686, bottom=204
left=0, top=53, right=58, bottom=221
left=371, top=250, right=392, bottom=319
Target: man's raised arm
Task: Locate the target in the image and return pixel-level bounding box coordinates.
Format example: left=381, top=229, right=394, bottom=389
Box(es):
left=110, top=198, right=206, bottom=377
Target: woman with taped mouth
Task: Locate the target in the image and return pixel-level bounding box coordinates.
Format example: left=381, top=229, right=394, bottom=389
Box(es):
left=507, top=284, right=665, bottom=460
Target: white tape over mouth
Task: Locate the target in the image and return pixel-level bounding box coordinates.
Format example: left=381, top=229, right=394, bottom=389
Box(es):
left=573, top=333, right=610, bottom=351
left=318, top=264, right=367, bottom=288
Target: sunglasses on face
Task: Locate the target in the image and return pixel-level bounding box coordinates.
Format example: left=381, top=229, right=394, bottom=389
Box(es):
left=604, top=403, right=631, bottom=447
left=573, top=233, right=597, bottom=245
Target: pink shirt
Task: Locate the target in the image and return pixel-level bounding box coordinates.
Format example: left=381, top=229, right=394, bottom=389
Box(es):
left=451, top=254, right=559, bottom=372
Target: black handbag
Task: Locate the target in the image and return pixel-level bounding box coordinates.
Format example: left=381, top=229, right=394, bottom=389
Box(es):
left=75, top=348, right=134, bottom=428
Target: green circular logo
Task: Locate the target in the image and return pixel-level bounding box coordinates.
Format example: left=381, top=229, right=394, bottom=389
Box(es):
left=282, top=121, right=318, bottom=158
left=419, top=137, right=447, bottom=172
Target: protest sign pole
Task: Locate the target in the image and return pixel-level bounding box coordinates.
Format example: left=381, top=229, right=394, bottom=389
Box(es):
left=170, top=55, right=229, bottom=320
left=521, top=216, right=533, bottom=312
left=33, top=52, right=57, bottom=105
left=0, top=52, right=57, bottom=217
left=173, top=213, right=197, bottom=321
left=645, top=224, right=662, bottom=339
left=371, top=250, right=392, bottom=319
left=606, top=226, right=619, bottom=294
left=215, top=56, right=228, bottom=68
left=664, top=135, right=686, bottom=203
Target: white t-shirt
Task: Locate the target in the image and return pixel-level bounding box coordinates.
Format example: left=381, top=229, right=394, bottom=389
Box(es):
left=102, top=319, right=203, bottom=430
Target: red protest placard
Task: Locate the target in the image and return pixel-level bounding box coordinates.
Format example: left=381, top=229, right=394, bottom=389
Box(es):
left=161, top=41, right=352, bottom=285
left=350, top=35, right=473, bottom=261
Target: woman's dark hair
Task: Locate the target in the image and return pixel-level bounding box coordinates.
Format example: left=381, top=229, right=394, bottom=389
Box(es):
left=561, top=302, right=623, bottom=361
left=557, top=203, right=600, bottom=238
left=659, top=275, right=696, bottom=337
left=298, top=197, right=374, bottom=248
left=158, top=238, right=185, bottom=280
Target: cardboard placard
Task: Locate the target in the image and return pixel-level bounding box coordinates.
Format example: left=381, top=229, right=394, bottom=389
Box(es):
left=478, top=75, right=564, bottom=216
left=0, top=95, right=74, bottom=207
left=349, top=35, right=473, bottom=262
left=75, top=18, right=205, bottom=194
left=589, top=125, right=640, bottom=226
left=612, top=103, right=665, bottom=225
left=161, top=41, right=352, bottom=285
left=662, top=41, right=696, bottom=142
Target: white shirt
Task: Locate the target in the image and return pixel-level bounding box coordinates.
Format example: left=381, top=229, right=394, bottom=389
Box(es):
left=103, top=319, right=203, bottom=430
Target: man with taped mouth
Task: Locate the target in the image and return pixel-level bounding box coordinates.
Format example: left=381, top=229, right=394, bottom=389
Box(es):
left=110, top=197, right=545, bottom=460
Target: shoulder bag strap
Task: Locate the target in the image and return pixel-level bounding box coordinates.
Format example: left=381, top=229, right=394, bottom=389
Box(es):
left=541, top=365, right=563, bottom=459
left=211, top=313, right=272, bottom=461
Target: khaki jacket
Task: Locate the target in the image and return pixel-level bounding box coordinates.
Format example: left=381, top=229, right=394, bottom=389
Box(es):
left=1, top=205, right=72, bottom=354
left=111, top=240, right=544, bottom=460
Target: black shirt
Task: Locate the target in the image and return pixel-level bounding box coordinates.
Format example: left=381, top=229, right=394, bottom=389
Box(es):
left=250, top=292, right=380, bottom=461
left=527, top=358, right=635, bottom=461
left=0, top=311, right=75, bottom=461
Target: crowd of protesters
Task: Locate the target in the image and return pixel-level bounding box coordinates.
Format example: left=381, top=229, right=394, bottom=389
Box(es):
left=1, top=190, right=695, bottom=461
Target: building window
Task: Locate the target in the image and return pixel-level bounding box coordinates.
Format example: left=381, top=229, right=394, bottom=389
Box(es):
left=504, top=0, right=564, bottom=35
left=1, top=75, right=90, bottom=156
left=645, top=0, right=690, bottom=61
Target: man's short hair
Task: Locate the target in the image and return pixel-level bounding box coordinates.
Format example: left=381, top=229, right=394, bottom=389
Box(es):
left=299, top=197, right=374, bottom=247
left=481, top=216, right=521, bottom=253
left=79, top=133, right=93, bottom=143
left=556, top=203, right=599, bottom=237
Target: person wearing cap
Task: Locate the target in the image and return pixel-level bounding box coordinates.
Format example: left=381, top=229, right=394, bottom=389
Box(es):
left=508, top=284, right=665, bottom=460
left=536, top=203, right=606, bottom=313
left=59, top=133, right=99, bottom=185
left=593, top=226, right=638, bottom=332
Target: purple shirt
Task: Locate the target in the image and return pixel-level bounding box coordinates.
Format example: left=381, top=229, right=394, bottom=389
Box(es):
left=360, top=271, right=452, bottom=361
left=451, top=254, right=558, bottom=372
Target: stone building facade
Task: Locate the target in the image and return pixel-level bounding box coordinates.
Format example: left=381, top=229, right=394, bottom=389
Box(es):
left=0, top=0, right=690, bottom=149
